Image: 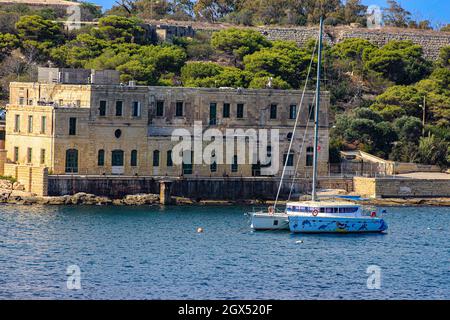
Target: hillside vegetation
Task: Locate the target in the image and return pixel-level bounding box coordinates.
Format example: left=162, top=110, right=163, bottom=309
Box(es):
left=0, top=3, right=449, bottom=167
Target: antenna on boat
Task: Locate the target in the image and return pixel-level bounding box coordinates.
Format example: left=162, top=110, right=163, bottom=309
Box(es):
left=311, top=16, right=324, bottom=202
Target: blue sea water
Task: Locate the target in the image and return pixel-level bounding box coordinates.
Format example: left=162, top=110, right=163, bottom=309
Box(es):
left=0, top=204, right=449, bottom=300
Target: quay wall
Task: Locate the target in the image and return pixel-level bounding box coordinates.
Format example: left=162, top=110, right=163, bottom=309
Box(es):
left=47, top=175, right=353, bottom=200
left=354, top=177, right=450, bottom=198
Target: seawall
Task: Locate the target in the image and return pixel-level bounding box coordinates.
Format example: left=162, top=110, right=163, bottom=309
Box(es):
left=47, top=175, right=353, bottom=200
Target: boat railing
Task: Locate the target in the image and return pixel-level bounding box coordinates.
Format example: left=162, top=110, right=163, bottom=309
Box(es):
left=361, top=206, right=386, bottom=217
left=251, top=206, right=286, bottom=214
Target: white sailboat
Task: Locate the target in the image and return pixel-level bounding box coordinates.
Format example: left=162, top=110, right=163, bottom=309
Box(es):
left=250, top=17, right=388, bottom=233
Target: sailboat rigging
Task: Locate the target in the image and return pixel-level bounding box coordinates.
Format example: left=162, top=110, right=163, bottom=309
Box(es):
left=249, top=17, right=388, bottom=233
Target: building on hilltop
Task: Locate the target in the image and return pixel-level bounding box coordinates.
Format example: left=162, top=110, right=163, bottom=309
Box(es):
left=0, top=67, right=330, bottom=196
left=0, top=0, right=101, bottom=23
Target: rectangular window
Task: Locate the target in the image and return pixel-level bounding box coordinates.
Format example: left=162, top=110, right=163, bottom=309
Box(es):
left=28, top=115, right=33, bottom=133
left=40, top=116, right=46, bottom=134
left=156, top=100, right=164, bottom=117
left=270, top=104, right=277, bottom=119
left=98, top=150, right=105, bottom=166
left=306, top=153, right=314, bottom=167
left=283, top=153, right=294, bottom=167
left=289, top=105, right=297, bottom=119
left=75, top=100, right=81, bottom=107
left=223, top=103, right=230, bottom=118
left=14, top=115, right=20, bottom=132
left=132, top=101, right=141, bottom=117
left=182, top=151, right=193, bottom=174
left=115, top=101, right=123, bottom=116
left=131, top=150, right=138, bottom=166
left=19, top=97, right=25, bottom=105
left=308, top=103, right=315, bottom=121
left=27, top=147, right=32, bottom=163
left=59, top=99, right=64, bottom=106
left=153, top=150, right=160, bottom=167
left=13, top=147, right=19, bottom=162
left=40, top=149, right=45, bottom=165
left=231, top=155, right=238, bottom=172
left=167, top=150, right=173, bottom=167
left=236, top=103, right=244, bottom=118
left=99, top=100, right=107, bottom=116
left=69, top=117, right=76, bottom=135
left=209, top=103, right=217, bottom=125
left=176, top=101, right=183, bottom=117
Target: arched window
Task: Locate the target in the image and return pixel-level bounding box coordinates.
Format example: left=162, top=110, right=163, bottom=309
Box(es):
left=130, top=150, right=137, bottom=166
left=287, top=132, right=293, bottom=141
left=306, top=146, right=314, bottom=167
left=65, top=149, right=78, bottom=173
left=98, top=149, right=105, bottom=166
left=153, top=150, right=160, bottom=167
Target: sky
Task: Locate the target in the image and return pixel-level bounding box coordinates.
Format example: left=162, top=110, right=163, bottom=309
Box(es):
left=89, top=0, right=450, bottom=27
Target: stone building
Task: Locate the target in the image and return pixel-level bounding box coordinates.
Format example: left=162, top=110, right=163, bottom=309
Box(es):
left=1, top=68, right=330, bottom=195
left=0, top=0, right=100, bottom=21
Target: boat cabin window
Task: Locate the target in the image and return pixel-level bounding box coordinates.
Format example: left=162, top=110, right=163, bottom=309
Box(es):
left=287, top=206, right=357, bottom=213
left=339, top=207, right=358, bottom=213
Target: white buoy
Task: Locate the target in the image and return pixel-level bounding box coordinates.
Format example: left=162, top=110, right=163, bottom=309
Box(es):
left=197, top=227, right=204, bottom=233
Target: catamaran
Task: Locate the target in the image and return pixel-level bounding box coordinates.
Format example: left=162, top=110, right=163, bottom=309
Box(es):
left=250, top=17, right=388, bottom=233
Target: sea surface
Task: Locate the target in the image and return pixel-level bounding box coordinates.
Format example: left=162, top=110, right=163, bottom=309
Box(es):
left=0, top=204, right=449, bottom=299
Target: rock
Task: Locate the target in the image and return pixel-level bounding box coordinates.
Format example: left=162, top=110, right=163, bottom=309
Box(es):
left=5, top=194, right=37, bottom=205
left=0, top=179, right=12, bottom=190
left=47, top=196, right=68, bottom=205
left=12, top=182, right=25, bottom=191
left=174, top=197, right=194, bottom=205
left=112, top=199, right=125, bottom=205
left=0, top=192, right=10, bottom=202
left=94, top=196, right=112, bottom=205
left=123, top=193, right=159, bottom=205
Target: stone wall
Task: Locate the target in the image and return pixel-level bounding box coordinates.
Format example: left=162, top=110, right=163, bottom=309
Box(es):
left=162, top=20, right=450, bottom=60
left=0, top=149, right=6, bottom=175
left=353, top=176, right=450, bottom=198
left=3, top=163, right=48, bottom=196
left=260, top=26, right=450, bottom=60
left=47, top=175, right=160, bottom=197
left=48, top=175, right=353, bottom=199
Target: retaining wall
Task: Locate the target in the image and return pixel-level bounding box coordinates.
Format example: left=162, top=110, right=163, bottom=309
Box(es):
left=354, top=176, right=450, bottom=198
left=48, top=175, right=353, bottom=200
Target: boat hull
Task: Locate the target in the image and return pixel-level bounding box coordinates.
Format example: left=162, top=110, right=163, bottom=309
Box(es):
left=250, top=213, right=289, bottom=230
left=288, top=215, right=387, bottom=233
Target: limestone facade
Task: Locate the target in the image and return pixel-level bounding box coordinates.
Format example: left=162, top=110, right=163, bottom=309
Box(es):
left=5, top=81, right=330, bottom=181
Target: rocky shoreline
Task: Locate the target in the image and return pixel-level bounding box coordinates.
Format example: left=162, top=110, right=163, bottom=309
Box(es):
left=0, top=191, right=449, bottom=207
left=1, top=180, right=449, bottom=207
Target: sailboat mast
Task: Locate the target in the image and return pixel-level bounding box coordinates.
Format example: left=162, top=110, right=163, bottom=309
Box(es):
left=311, top=17, right=323, bottom=202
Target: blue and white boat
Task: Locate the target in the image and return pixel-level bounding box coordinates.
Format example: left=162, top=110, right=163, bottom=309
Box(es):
left=287, top=201, right=387, bottom=233
left=287, top=17, right=387, bottom=234
left=249, top=17, right=389, bottom=233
